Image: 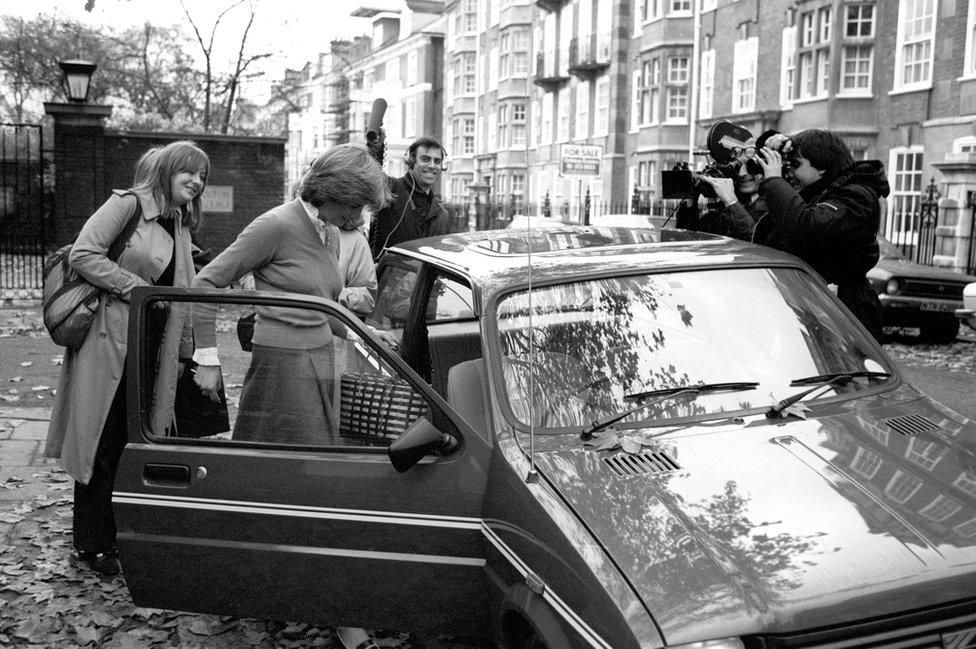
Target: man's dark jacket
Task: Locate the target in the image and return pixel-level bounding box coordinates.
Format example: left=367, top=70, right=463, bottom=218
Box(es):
left=755, top=160, right=890, bottom=340
left=368, top=173, right=451, bottom=261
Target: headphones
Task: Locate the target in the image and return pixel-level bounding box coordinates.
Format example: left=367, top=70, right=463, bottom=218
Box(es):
left=404, top=139, right=449, bottom=171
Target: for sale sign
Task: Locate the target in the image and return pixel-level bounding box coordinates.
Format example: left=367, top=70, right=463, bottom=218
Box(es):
left=559, top=144, right=602, bottom=177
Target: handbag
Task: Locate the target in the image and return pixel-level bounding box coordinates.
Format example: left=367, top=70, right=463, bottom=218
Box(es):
left=237, top=308, right=256, bottom=351
left=173, top=361, right=230, bottom=438
left=42, top=194, right=142, bottom=347
left=338, top=372, right=427, bottom=445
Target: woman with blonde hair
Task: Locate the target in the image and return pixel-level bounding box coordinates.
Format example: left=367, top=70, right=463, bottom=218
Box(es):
left=191, top=143, right=390, bottom=445
left=46, top=140, right=210, bottom=576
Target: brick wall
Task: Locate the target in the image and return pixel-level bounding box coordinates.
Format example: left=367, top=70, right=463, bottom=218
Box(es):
left=100, top=131, right=286, bottom=254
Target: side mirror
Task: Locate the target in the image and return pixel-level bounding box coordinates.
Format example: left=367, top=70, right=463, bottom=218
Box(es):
left=388, top=417, right=459, bottom=473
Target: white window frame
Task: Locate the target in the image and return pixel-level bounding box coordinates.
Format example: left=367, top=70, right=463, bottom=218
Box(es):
left=920, top=495, right=961, bottom=522
left=699, top=48, right=715, bottom=119
left=893, top=0, right=938, bottom=93
left=839, top=44, right=874, bottom=96
left=406, top=50, right=418, bottom=86
left=594, top=77, right=610, bottom=137
left=885, top=470, right=922, bottom=504
left=885, top=145, right=924, bottom=245
left=953, top=136, right=976, bottom=154
left=403, top=97, right=416, bottom=138
left=631, top=69, right=642, bottom=132
left=850, top=447, right=882, bottom=479
left=542, top=92, right=554, bottom=144
left=670, top=0, right=692, bottom=16
left=845, top=3, right=875, bottom=38
left=665, top=86, right=688, bottom=123
left=731, top=37, right=758, bottom=114
left=964, top=0, right=976, bottom=79
left=780, top=26, right=797, bottom=107
left=557, top=87, right=571, bottom=142
left=575, top=82, right=590, bottom=140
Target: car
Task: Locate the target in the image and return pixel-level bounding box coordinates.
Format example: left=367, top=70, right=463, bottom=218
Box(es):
left=957, top=281, right=976, bottom=332
left=117, top=226, right=976, bottom=649
left=868, top=235, right=976, bottom=342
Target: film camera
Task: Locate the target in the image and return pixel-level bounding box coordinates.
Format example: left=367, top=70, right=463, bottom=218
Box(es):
left=660, top=122, right=796, bottom=200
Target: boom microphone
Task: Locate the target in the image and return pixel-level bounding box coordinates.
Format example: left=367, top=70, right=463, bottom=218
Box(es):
left=366, top=98, right=387, bottom=143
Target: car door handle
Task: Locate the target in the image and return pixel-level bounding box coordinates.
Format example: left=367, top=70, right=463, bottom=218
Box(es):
left=143, top=463, right=191, bottom=484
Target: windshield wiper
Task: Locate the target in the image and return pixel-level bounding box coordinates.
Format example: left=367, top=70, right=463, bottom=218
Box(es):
left=789, top=371, right=891, bottom=386
left=767, top=371, right=891, bottom=418
left=581, top=381, right=760, bottom=440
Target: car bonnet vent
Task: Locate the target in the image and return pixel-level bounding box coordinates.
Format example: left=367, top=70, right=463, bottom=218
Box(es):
left=882, top=413, right=940, bottom=436
left=603, top=451, right=680, bottom=477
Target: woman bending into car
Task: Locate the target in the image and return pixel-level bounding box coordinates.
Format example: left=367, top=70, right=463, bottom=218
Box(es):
left=191, top=144, right=390, bottom=445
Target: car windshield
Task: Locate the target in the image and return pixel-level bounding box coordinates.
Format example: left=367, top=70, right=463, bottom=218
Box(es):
left=493, top=267, right=892, bottom=432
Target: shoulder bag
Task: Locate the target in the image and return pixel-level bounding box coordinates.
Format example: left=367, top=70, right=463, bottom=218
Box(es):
left=42, top=193, right=142, bottom=347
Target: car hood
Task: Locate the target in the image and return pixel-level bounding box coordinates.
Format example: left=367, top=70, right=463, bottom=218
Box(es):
left=532, top=394, right=976, bottom=644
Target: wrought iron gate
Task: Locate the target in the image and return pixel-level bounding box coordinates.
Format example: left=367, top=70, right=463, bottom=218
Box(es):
left=0, top=123, right=50, bottom=294
left=885, top=177, right=940, bottom=265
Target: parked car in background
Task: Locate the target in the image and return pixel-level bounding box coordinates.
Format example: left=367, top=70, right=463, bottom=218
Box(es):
left=957, top=281, right=976, bottom=332
left=117, top=227, right=976, bottom=649
left=868, top=235, right=976, bottom=342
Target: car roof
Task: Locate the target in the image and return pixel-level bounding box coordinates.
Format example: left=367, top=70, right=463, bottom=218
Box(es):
left=388, top=226, right=809, bottom=301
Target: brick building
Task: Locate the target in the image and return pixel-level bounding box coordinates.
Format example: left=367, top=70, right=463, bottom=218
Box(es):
left=286, top=0, right=976, bottom=268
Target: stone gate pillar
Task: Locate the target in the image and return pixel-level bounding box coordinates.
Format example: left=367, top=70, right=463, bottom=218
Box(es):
left=932, top=152, right=976, bottom=272
left=42, top=102, right=113, bottom=247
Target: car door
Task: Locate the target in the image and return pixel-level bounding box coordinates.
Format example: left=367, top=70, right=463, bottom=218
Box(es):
left=114, top=287, right=492, bottom=635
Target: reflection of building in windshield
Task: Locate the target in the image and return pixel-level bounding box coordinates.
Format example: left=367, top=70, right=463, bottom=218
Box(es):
left=820, top=411, right=976, bottom=548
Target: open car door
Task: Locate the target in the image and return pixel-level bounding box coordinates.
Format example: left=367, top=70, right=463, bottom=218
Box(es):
left=114, top=287, right=492, bottom=635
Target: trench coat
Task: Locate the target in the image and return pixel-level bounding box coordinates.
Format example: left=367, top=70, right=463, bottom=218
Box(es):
left=45, top=190, right=195, bottom=484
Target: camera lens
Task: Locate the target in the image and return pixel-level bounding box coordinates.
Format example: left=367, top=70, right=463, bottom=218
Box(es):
left=745, top=159, right=763, bottom=176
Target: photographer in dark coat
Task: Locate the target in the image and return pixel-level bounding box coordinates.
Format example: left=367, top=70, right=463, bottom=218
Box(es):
left=754, top=129, right=889, bottom=341
left=688, top=142, right=767, bottom=241
left=367, top=137, right=452, bottom=262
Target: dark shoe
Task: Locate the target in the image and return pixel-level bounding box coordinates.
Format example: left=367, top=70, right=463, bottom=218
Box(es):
left=78, top=550, right=120, bottom=576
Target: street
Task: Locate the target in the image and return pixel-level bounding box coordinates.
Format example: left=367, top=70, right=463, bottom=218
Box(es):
left=1, top=303, right=974, bottom=648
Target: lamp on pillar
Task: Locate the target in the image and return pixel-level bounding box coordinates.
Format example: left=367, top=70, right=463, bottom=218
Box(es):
left=58, top=59, right=98, bottom=103
left=45, top=59, right=112, bottom=247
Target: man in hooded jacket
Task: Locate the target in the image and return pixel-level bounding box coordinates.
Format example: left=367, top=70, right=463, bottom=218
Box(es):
left=754, top=129, right=890, bottom=342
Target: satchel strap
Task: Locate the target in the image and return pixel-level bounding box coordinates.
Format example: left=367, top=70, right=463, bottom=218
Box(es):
left=105, top=190, right=143, bottom=262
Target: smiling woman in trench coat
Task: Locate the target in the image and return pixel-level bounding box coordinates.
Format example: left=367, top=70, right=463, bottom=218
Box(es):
left=45, top=140, right=209, bottom=576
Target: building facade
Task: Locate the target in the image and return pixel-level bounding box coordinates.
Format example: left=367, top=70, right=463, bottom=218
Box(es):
left=285, top=0, right=976, bottom=269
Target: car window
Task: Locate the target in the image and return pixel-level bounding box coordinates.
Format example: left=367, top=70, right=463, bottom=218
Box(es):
left=146, top=296, right=430, bottom=449
left=493, top=267, right=892, bottom=431
left=369, top=259, right=420, bottom=344
left=426, top=275, right=475, bottom=323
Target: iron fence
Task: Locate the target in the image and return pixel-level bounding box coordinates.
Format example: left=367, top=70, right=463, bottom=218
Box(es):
left=0, top=123, right=51, bottom=295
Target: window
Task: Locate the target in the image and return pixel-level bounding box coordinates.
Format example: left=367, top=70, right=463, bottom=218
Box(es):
left=797, top=8, right=833, bottom=98
left=575, top=82, right=590, bottom=140
left=846, top=4, right=875, bottom=37
left=699, top=48, right=715, bottom=119
left=885, top=470, right=922, bottom=504
left=964, top=0, right=976, bottom=78
left=636, top=60, right=657, bottom=126
left=488, top=46, right=499, bottom=90
left=732, top=38, right=758, bottom=113
left=920, top=495, right=961, bottom=523
left=403, top=98, right=416, bottom=138
left=557, top=87, right=571, bottom=141
left=500, top=28, right=529, bottom=79
left=953, top=136, right=976, bottom=153
left=385, top=59, right=399, bottom=84
left=454, top=53, right=476, bottom=95
left=668, top=57, right=689, bottom=83
left=955, top=518, right=976, bottom=538
left=594, top=77, right=610, bottom=136
left=671, top=0, right=691, bottom=13
left=542, top=93, right=554, bottom=144
left=638, top=0, right=663, bottom=22
left=666, top=86, right=688, bottom=122
left=781, top=26, right=797, bottom=106
left=499, top=102, right=527, bottom=148
left=905, top=437, right=948, bottom=471
left=532, top=99, right=542, bottom=146
left=456, top=0, right=478, bottom=33
left=841, top=45, right=873, bottom=93
left=453, top=117, right=475, bottom=155
left=894, top=0, right=936, bottom=90
left=954, top=472, right=976, bottom=498
left=406, top=50, right=418, bottom=86
left=850, top=447, right=882, bottom=479
left=885, top=146, right=924, bottom=243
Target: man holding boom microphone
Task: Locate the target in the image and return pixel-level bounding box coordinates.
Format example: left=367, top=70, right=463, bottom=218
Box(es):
left=363, top=100, right=452, bottom=262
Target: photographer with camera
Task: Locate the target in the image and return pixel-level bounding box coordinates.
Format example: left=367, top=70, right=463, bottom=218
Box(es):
left=753, top=129, right=890, bottom=341
left=686, top=141, right=767, bottom=241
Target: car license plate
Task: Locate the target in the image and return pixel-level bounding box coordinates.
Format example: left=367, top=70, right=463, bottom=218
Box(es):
left=921, top=301, right=956, bottom=312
